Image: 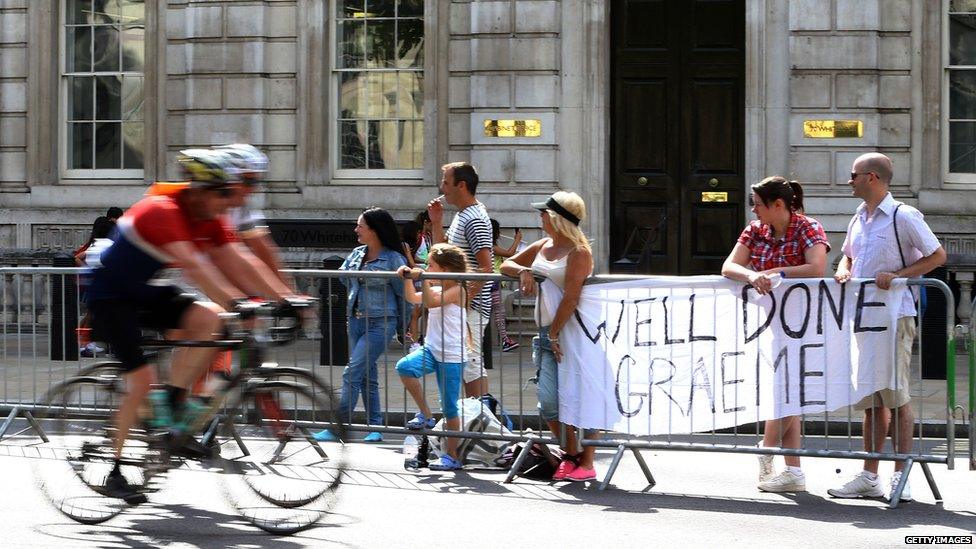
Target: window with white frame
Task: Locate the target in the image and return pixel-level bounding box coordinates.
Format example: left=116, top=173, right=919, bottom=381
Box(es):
left=62, top=0, right=145, bottom=177
left=334, top=0, right=424, bottom=177
left=947, top=0, right=976, bottom=180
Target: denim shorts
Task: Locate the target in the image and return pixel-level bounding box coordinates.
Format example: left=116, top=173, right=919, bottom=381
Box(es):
left=532, top=327, right=559, bottom=421
left=396, top=346, right=464, bottom=419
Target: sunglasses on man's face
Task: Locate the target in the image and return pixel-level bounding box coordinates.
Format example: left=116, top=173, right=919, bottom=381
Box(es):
left=210, top=186, right=234, bottom=198
left=850, top=171, right=874, bottom=181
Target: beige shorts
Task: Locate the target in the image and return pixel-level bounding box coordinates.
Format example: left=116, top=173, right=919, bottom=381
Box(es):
left=854, top=316, right=915, bottom=411
left=463, top=308, right=489, bottom=383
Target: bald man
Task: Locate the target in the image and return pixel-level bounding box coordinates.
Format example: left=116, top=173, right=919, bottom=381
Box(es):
left=828, top=152, right=946, bottom=502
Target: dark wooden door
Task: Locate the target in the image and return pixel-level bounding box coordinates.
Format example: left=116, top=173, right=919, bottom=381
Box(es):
left=610, top=0, right=745, bottom=275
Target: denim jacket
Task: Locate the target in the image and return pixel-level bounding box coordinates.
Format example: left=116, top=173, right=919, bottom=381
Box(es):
left=341, top=245, right=407, bottom=319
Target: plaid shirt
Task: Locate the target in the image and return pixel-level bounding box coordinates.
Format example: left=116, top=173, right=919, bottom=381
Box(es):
left=736, top=213, right=830, bottom=272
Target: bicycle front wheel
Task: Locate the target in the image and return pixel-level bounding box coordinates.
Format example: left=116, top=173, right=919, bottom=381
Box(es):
left=220, top=378, right=347, bottom=534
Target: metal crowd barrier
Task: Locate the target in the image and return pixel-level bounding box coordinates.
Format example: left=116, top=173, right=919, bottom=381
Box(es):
left=970, top=296, right=976, bottom=471
left=572, top=275, right=964, bottom=506
left=0, top=267, right=969, bottom=507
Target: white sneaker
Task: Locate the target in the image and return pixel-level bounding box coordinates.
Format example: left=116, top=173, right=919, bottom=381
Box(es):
left=758, top=469, right=806, bottom=492
left=758, top=454, right=775, bottom=482
left=888, top=471, right=912, bottom=502
left=827, top=472, right=884, bottom=499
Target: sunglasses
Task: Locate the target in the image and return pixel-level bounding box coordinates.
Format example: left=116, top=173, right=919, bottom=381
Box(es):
left=209, top=186, right=235, bottom=198
left=850, top=171, right=874, bottom=180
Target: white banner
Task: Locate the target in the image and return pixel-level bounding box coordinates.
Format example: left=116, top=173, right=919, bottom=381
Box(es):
left=550, top=276, right=907, bottom=435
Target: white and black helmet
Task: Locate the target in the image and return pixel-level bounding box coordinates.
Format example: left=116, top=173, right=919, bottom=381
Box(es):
left=216, top=143, right=269, bottom=177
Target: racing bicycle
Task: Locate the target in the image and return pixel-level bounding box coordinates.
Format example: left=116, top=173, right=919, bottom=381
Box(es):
left=31, top=299, right=348, bottom=534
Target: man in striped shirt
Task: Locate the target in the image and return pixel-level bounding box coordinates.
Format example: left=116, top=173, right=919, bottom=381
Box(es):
left=427, top=162, right=494, bottom=397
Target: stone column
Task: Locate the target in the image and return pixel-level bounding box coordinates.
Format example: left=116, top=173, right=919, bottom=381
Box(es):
left=955, top=272, right=973, bottom=325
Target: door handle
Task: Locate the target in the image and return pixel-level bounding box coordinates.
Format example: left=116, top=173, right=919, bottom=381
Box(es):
left=708, top=178, right=720, bottom=188
left=637, top=177, right=648, bottom=186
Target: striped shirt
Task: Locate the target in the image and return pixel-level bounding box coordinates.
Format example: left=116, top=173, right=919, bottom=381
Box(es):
left=446, top=202, right=494, bottom=317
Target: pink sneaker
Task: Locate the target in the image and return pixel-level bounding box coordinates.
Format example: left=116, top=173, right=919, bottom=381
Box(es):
left=566, top=466, right=597, bottom=482
left=552, top=456, right=578, bottom=481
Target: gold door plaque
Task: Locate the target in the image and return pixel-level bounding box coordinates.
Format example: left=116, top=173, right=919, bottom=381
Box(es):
left=803, top=120, right=863, bottom=138
left=701, top=192, right=728, bottom=202
left=483, top=119, right=542, bottom=138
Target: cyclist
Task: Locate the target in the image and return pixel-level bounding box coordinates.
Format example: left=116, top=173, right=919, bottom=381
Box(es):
left=186, top=144, right=300, bottom=394
left=87, top=149, right=296, bottom=504
left=216, top=143, right=295, bottom=289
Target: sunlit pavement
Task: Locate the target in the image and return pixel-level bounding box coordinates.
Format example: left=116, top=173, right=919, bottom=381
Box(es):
left=0, top=433, right=973, bottom=549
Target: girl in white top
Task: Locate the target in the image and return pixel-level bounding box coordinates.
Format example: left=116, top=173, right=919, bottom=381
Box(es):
left=500, top=191, right=597, bottom=482
left=395, top=243, right=470, bottom=471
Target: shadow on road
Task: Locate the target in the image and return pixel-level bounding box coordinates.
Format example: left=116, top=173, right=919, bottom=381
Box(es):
left=564, top=485, right=976, bottom=533
left=31, top=503, right=360, bottom=549
left=335, top=464, right=976, bottom=534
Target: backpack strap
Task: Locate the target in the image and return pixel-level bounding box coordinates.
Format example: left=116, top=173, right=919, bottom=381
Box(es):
left=892, top=203, right=908, bottom=270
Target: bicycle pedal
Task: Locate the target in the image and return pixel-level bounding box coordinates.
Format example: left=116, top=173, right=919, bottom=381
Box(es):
left=166, top=432, right=216, bottom=461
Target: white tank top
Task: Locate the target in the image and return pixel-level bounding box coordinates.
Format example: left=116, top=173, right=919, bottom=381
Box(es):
left=531, top=248, right=569, bottom=327
left=425, top=299, right=467, bottom=363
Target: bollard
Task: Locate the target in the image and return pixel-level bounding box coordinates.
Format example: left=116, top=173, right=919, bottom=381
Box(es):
left=319, top=256, right=349, bottom=366
left=49, top=254, right=79, bottom=361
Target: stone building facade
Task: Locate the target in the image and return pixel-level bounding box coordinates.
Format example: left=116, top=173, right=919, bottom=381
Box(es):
left=0, top=1, right=973, bottom=313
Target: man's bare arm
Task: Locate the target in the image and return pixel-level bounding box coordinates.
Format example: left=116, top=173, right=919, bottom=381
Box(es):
left=208, top=242, right=293, bottom=300
left=243, top=233, right=296, bottom=288
left=161, top=241, right=246, bottom=309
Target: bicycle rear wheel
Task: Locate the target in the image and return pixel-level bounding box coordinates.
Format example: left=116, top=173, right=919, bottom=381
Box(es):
left=220, top=378, right=347, bottom=534
left=31, top=376, right=153, bottom=524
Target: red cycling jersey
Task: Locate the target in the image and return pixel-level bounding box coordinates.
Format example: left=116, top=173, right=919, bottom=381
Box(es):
left=87, top=194, right=237, bottom=301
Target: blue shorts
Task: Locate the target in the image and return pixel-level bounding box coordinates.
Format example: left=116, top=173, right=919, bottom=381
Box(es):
left=395, top=347, right=463, bottom=419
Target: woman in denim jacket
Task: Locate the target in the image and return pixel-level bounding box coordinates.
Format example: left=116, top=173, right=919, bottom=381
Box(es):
left=315, top=207, right=407, bottom=442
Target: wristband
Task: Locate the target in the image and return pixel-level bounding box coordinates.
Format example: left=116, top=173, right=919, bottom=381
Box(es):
left=780, top=271, right=786, bottom=278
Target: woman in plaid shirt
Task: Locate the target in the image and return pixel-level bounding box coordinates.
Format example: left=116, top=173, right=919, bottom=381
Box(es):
left=722, top=176, right=830, bottom=494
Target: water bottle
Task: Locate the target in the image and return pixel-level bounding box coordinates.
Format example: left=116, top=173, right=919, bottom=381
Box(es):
left=174, top=399, right=208, bottom=433
left=403, top=434, right=420, bottom=469
left=768, top=271, right=784, bottom=289
left=402, top=434, right=419, bottom=455
left=148, top=389, right=172, bottom=429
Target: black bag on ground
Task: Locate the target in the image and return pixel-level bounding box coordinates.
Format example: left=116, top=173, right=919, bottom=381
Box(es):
left=494, top=441, right=559, bottom=480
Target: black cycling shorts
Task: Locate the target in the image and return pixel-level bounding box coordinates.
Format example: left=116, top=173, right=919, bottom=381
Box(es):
left=88, top=285, right=197, bottom=373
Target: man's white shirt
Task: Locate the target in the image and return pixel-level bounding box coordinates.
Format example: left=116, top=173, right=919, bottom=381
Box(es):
left=841, top=192, right=941, bottom=318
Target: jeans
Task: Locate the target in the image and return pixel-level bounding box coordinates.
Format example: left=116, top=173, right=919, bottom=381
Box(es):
left=395, top=346, right=464, bottom=419
left=339, top=315, right=396, bottom=426
left=533, top=326, right=559, bottom=421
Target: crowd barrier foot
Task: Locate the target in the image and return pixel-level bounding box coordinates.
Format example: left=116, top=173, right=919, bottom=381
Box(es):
left=269, top=426, right=329, bottom=464
left=632, top=447, right=656, bottom=490
left=503, top=434, right=544, bottom=484
left=596, top=444, right=657, bottom=491
left=0, top=406, right=48, bottom=443
left=919, top=461, right=943, bottom=504
left=200, top=414, right=250, bottom=457
left=598, top=445, right=655, bottom=492
left=887, top=458, right=913, bottom=509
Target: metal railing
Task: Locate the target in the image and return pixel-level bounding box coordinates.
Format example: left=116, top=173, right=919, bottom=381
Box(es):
left=970, top=296, right=976, bottom=471
left=0, top=267, right=968, bottom=506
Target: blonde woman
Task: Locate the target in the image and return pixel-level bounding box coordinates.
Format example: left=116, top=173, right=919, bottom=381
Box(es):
left=500, top=191, right=597, bottom=482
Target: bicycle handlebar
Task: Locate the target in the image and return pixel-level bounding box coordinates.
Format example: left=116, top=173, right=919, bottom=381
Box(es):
left=143, top=298, right=316, bottom=350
